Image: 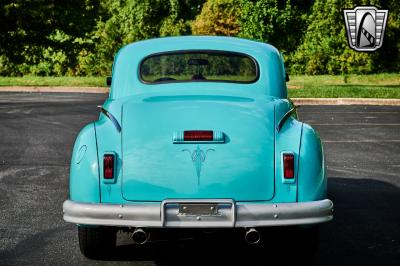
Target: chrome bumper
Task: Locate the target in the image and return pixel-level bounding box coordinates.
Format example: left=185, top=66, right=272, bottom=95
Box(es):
left=63, top=199, right=333, bottom=228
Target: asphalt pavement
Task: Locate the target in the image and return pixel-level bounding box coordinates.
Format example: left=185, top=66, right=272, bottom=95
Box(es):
left=0, top=92, right=399, bottom=265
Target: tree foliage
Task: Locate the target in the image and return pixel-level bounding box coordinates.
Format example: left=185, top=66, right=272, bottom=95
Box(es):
left=239, top=0, right=310, bottom=55
left=78, top=0, right=204, bottom=75
left=191, top=0, right=240, bottom=36
left=0, top=0, right=102, bottom=76
left=288, top=0, right=400, bottom=74
left=0, top=0, right=398, bottom=76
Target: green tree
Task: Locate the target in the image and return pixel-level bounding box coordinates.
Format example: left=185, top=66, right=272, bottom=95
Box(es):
left=374, top=0, right=400, bottom=73
left=191, top=0, right=240, bottom=36
left=0, top=0, right=398, bottom=76
left=78, top=0, right=204, bottom=75
left=0, top=0, right=102, bottom=76
left=289, top=0, right=399, bottom=74
left=239, top=0, right=310, bottom=55
left=290, top=0, right=368, bottom=74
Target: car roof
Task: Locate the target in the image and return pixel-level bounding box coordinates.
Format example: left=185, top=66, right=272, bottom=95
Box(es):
left=110, top=36, right=287, bottom=99
left=118, top=36, right=280, bottom=57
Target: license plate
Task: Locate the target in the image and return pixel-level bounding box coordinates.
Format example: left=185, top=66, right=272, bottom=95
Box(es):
left=179, top=203, right=218, bottom=216
left=162, top=199, right=235, bottom=227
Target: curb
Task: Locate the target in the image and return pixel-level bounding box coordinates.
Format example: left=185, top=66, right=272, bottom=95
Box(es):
left=0, top=87, right=399, bottom=105
left=292, top=98, right=400, bottom=106
left=0, top=86, right=108, bottom=93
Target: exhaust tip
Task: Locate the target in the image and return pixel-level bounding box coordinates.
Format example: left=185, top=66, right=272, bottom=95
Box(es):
left=245, top=228, right=261, bottom=245
left=132, top=228, right=149, bottom=245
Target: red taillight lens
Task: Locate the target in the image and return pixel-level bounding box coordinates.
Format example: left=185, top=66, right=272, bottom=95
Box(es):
left=103, top=154, right=114, bottom=179
left=184, top=130, right=213, bottom=141
left=283, top=153, right=294, bottom=179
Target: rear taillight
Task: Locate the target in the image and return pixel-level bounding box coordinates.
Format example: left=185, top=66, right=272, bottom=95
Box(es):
left=283, top=153, right=294, bottom=179
left=173, top=130, right=224, bottom=143
left=184, top=130, right=213, bottom=141
left=103, top=154, right=114, bottom=179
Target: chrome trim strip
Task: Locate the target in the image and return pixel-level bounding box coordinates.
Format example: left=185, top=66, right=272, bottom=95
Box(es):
left=100, top=107, right=121, bottom=132
left=63, top=199, right=333, bottom=228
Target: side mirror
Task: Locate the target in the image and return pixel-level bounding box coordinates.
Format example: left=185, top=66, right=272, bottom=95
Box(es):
left=106, top=76, right=112, bottom=86
left=285, top=72, right=290, bottom=82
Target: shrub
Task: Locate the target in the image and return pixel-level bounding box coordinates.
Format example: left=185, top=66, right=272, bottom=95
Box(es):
left=192, top=0, right=240, bottom=36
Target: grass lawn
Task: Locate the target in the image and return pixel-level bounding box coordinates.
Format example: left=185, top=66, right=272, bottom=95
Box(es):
left=0, top=73, right=399, bottom=98
left=0, top=76, right=105, bottom=87
left=287, top=73, right=400, bottom=98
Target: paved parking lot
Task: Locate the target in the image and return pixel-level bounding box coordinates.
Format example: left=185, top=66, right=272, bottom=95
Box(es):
left=0, top=92, right=399, bottom=265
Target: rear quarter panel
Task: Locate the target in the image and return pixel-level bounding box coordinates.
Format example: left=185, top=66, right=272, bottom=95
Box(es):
left=274, top=100, right=302, bottom=203
left=297, top=123, right=327, bottom=201
left=95, top=99, right=124, bottom=203
left=69, top=123, right=100, bottom=203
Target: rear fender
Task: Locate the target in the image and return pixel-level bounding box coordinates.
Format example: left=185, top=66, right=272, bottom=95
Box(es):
left=274, top=100, right=302, bottom=202
left=95, top=100, right=123, bottom=203
left=70, top=123, right=100, bottom=203
left=298, top=123, right=326, bottom=201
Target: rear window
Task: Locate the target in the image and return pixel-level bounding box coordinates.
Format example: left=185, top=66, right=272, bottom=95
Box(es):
left=140, top=51, right=258, bottom=84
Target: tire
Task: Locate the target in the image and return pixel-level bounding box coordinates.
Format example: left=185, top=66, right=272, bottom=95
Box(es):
left=78, top=226, right=116, bottom=259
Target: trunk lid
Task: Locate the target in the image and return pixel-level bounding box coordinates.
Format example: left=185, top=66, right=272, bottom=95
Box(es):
left=121, top=95, right=275, bottom=201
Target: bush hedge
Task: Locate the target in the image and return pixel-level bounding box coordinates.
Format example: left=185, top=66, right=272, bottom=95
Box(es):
left=0, top=0, right=398, bottom=76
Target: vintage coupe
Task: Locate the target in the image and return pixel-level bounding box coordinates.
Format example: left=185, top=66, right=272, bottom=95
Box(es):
left=63, top=36, right=333, bottom=258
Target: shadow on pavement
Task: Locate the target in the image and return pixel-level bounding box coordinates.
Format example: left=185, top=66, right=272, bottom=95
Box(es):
left=87, top=177, right=399, bottom=266
left=102, top=228, right=317, bottom=266
left=317, top=177, right=400, bottom=266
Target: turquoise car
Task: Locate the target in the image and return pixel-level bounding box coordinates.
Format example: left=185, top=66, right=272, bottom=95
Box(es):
left=63, top=36, right=333, bottom=258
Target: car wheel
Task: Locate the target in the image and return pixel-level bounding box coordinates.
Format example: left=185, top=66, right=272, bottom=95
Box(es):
left=78, top=226, right=116, bottom=259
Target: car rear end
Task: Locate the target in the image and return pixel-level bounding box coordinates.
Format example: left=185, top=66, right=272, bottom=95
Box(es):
left=62, top=36, right=333, bottom=258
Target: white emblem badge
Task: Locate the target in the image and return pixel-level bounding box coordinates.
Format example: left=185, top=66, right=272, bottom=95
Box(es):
left=343, top=6, right=388, bottom=51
